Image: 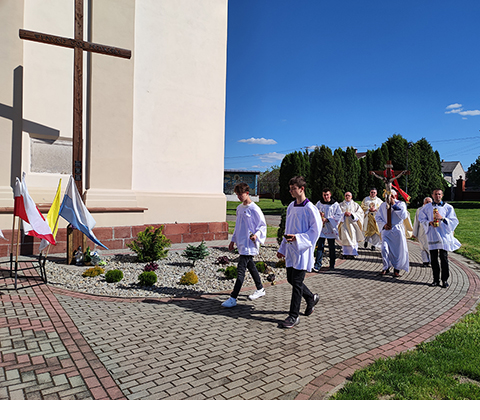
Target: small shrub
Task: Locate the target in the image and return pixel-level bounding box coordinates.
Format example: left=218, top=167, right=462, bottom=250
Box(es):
left=255, top=261, right=267, bottom=273
left=182, top=241, right=210, bottom=266
left=275, top=259, right=286, bottom=268
left=84, top=246, right=92, bottom=264
left=180, top=270, right=198, bottom=285
left=144, top=262, right=159, bottom=272
left=215, top=256, right=230, bottom=265
left=138, top=271, right=157, bottom=287
left=127, top=225, right=171, bottom=263
left=82, top=266, right=105, bottom=277
left=224, top=266, right=238, bottom=279
left=105, top=269, right=123, bottom=283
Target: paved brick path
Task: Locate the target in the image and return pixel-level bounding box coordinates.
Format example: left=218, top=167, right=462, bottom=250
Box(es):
left=1, top=240, right=479, bottom=400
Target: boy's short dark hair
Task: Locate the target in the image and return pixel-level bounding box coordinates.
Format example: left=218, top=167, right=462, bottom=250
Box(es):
left=322, top=188, right=331, bottom=193
left=289, top=176, right=306, bottom=189
left=234, top=182, right=250, bottom=194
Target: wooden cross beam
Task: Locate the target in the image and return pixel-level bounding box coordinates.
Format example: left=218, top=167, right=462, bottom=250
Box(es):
left=19, top=0, right=131, bottom=262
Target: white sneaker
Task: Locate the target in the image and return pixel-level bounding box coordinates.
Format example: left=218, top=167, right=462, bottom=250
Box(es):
left=248, top=288, right=265, bottom=301
left=221, top=297, right=237, bottom=308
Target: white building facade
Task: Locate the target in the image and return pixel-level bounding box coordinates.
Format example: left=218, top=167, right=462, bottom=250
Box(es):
left=0, top=0, right=228, bottom=255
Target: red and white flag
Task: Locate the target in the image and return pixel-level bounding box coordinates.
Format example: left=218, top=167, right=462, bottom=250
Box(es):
left=0, top=229, right=5, bottom=240
left=14, top=173, right=56, bottom=245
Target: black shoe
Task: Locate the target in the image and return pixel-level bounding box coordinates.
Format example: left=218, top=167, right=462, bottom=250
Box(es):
left=305, top=294, right=319, bottom=316
left=278, top=316, right=300, bottom=329
left=380, top=269, right=390, bottom=275
left=364, top=241, right=368, bottom=248
left=371, top=246, right=375, bottom=251
left=429, top=281, right=440, bottom=287
left=441, top=281, right=449, bottom=288
left=328, top=266, right=335, bottom=271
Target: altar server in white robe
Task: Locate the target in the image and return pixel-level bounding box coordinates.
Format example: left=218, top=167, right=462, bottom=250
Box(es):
left=412, top=197, right=432, bottom=266
left=418, top=189, right=461, bottom=288
left=361, top=188, right=383, bottom=250
left=338, top=192, right=364, bottom=258
left=375, top=189, right=410, bottom=276
left=277, top=176, right=322, bottom=329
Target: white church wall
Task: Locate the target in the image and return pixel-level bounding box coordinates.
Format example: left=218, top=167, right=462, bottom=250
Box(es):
left=131, top=0, right=227, bottom=224
left=1, top=0, right=228, bottom=242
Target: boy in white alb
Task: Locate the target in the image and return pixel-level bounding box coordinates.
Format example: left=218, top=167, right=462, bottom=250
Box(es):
left=277, top=176, right=322, bottom=329
left=222, top=183, right=267, bottom=308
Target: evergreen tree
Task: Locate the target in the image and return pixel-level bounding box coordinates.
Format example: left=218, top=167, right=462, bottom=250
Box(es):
left=343, top=147, right=361, bottom=199
left=309, top=146, right=337, bottom=203
left=279, top=151, right=310, bottom=205
left=358, top=157, right=369, bottom=199
left=467, top=155, right=480, bottom=186
left=412, top=139, right=446, bottom=206
left=333, top=148, right=346, bottom=201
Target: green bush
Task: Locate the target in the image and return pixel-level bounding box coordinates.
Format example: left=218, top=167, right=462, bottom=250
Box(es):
left=127, top=225, right=171, bottom=262
left=180, top=270, right=198, bottom=285
left=138, top=271, right=157, bottom=287
left=82, top=266, right=105, bottom=277
left=224, top=266, right=238, bottom=279
left=255, top=261, right=267, bottom=273
left=105, top=269, right=124, bottom=283
left=276, top=207, right=287, bottom=245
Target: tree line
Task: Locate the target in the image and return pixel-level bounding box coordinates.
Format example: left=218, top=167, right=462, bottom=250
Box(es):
left=276, top=134, right=448, bottom=207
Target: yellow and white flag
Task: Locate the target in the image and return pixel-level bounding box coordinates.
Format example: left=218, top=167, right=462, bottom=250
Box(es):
left=39, top=179, right=62, bottom=252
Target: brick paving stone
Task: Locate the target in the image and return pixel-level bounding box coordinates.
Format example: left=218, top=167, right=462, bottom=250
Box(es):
left=2, top=241, right=480, bottom=400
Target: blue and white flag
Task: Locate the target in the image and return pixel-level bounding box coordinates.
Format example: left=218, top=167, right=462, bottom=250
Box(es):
left=59, top=176, right=108, bottom=249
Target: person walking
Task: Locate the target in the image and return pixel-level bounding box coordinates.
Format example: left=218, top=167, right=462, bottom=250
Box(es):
left=338, top=192, right=364, bottom=258
left=375, top=189, right=410, bottom=277
left=412, top=197, right=433, bottom=266
left=418, top=189, right=461, bottom=288
left=313, top=188, right=342, bottom=271
left=277, top=176, right=322, bottom=329
left=361, top=187, right=383, bottom=250
left=222, top=182, right=267, bottom=308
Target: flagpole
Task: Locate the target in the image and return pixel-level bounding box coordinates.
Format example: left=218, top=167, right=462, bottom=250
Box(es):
left=44, top=215, right=60, bottom=260
left=14, top=217, right=21, bottom=290
left=10, top=214, right=16, bottom=277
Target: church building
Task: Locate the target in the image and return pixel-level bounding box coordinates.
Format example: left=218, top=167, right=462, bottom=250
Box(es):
left=0, top=0, right=229, bottom=256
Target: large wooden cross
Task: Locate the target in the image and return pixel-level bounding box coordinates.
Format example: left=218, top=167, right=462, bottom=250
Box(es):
left=370, top=160, right=409, bottom=227
left=19, top=0, right=131, bottom=262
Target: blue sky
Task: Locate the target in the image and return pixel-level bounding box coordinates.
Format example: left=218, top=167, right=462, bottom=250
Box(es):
left=224, top=0, right=480, bottom=174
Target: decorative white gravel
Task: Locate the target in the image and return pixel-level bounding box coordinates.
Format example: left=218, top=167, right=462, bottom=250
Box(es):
left=44, top=245, right=287, bottom=299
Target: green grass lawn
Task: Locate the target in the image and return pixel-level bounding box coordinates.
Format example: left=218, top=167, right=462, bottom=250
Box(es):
left=226, top=198, right=285, bottom=216
left=331, top=201, right=480, bottom=400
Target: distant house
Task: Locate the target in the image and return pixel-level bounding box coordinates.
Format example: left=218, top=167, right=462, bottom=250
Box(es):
left=224, top=170, right=261, bottom=202
left=441, top=160, right=465, bottom=200
left=441, top=161, right=465, bottom=186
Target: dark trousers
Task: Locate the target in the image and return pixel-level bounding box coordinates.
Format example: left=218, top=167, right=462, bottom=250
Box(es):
left=286, top=267, right=314, bottom=318
left=315, top=237, right=336, bottom=268
left=231, top=255, right=263, bottom=298
left=429, top=249, right=449, bottom=283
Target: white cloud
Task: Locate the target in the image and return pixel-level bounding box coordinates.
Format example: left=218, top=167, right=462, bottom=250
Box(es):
left=459, top=109, right=480, bottom=116
left=238, top=137, right=277, bottom=145
left=446, top=103, right=462, bottom=109
left=256, top=152, right=285, bottom=163
left=445, top=103, right=480, bottom=117
left=445, top=108, right=462, bottom=114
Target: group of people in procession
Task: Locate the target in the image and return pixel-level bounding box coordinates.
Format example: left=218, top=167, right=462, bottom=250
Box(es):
left=222, top=176, right=461, bottom=329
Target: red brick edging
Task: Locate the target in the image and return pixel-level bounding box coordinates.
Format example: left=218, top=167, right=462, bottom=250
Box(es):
left=0, top=263, right=126, bottom=400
